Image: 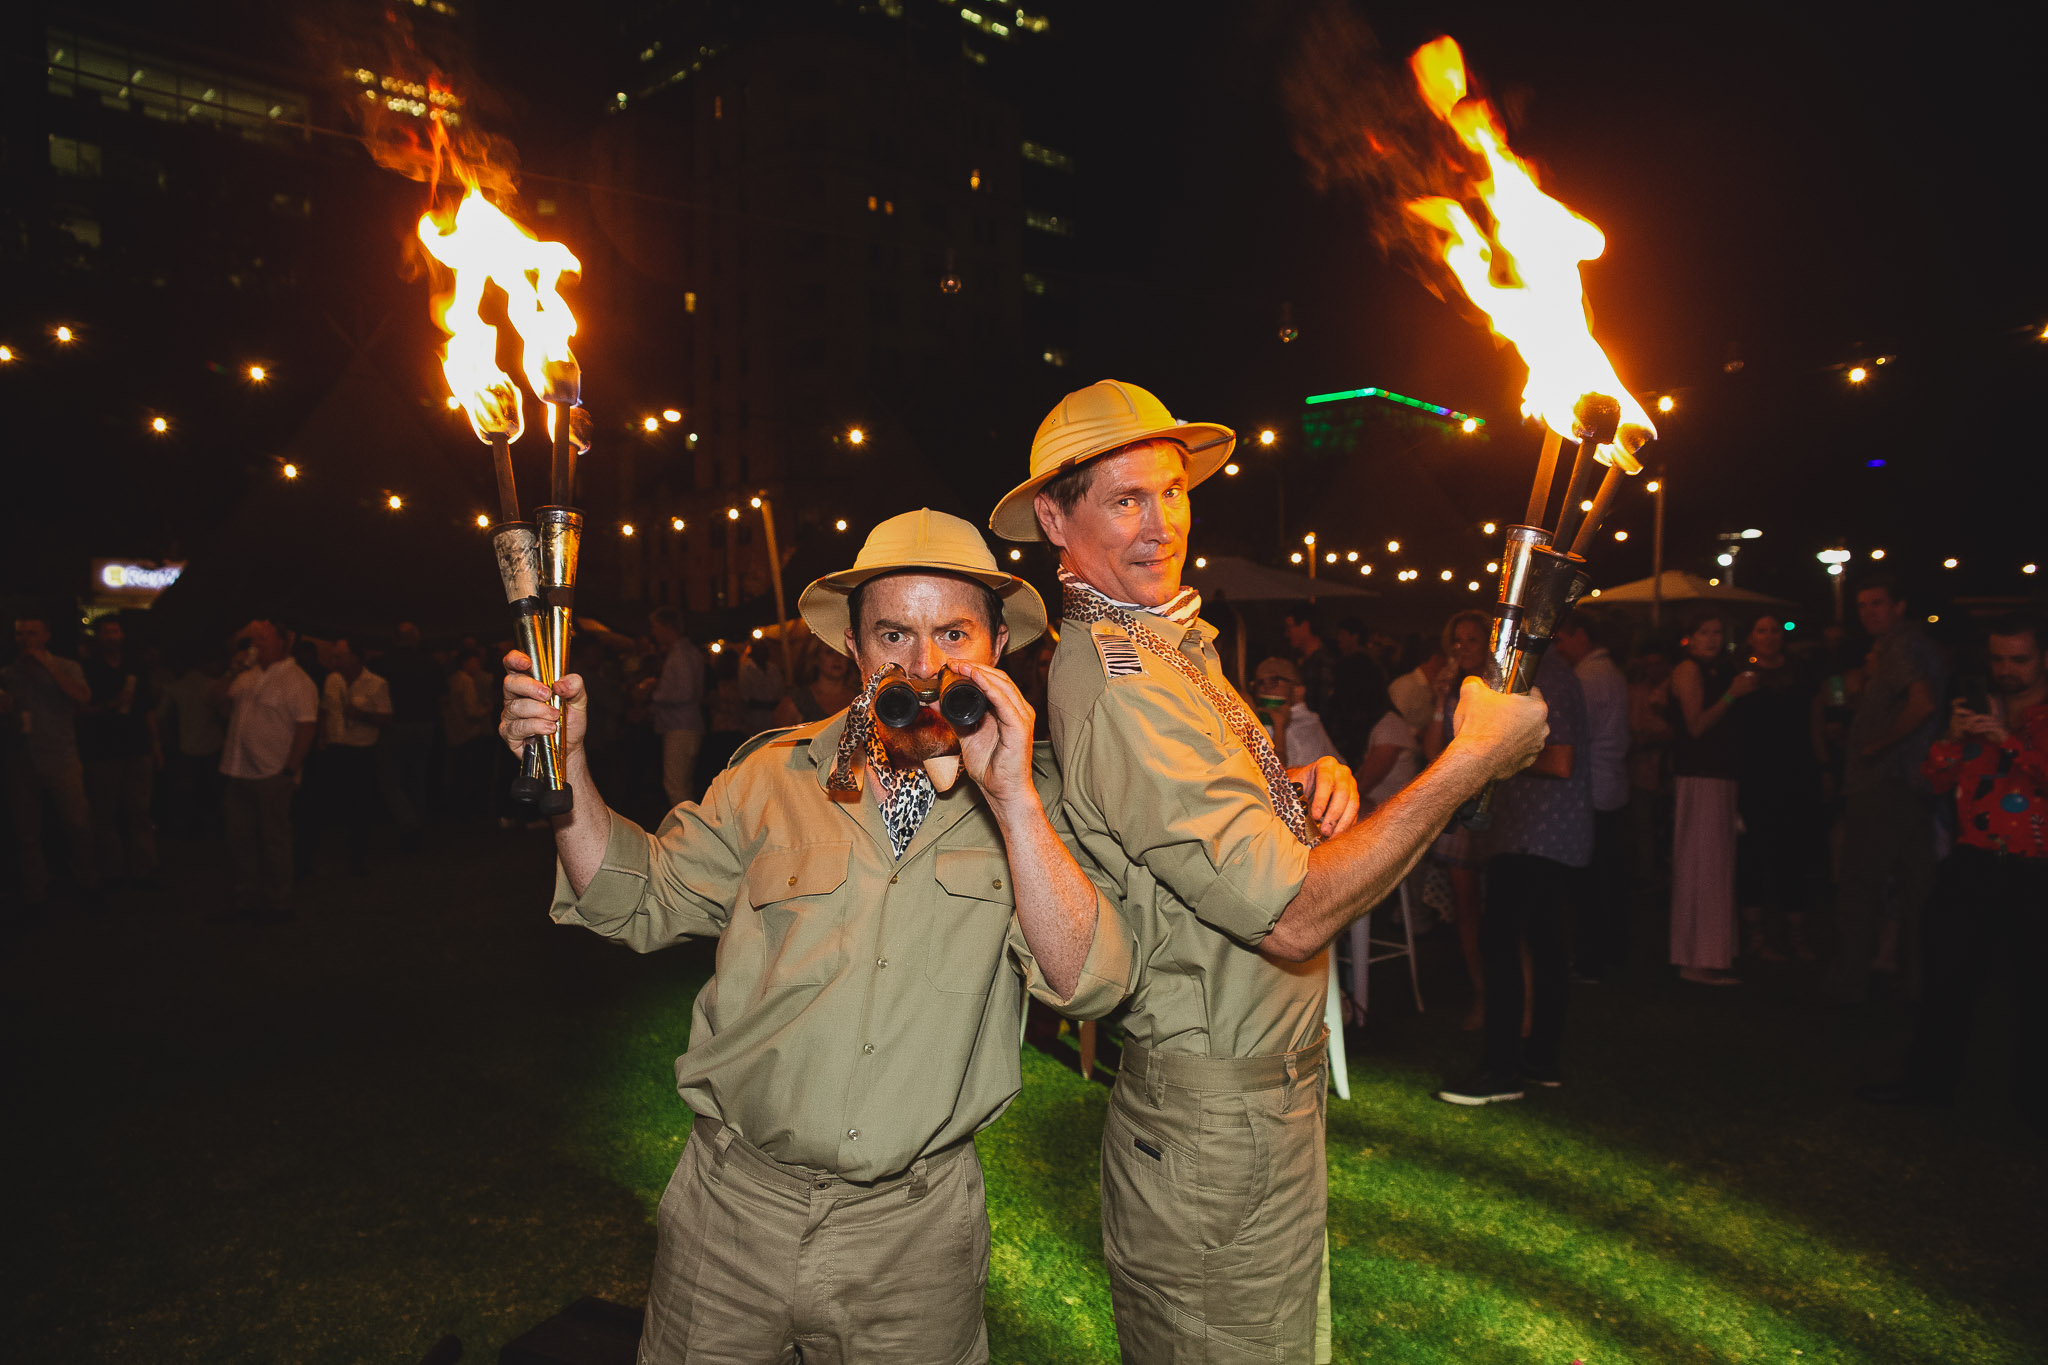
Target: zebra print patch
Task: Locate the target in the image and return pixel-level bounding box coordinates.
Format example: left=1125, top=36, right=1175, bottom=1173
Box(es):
left=1093, top=631, right=1144, bottom=680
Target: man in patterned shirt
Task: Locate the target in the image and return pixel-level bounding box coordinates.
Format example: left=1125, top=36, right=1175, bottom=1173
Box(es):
left=1862, top=613, right=2047, bottom=1130
left=990, top=379, right=1551, bottom=1363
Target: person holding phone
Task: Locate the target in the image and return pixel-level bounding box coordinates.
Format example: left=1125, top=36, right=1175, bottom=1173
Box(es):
left=1861, top=613, right=2047, bottom=1128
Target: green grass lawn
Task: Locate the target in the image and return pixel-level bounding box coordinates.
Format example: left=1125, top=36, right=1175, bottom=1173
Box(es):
left=6, top=822, right=2042, bottom=1362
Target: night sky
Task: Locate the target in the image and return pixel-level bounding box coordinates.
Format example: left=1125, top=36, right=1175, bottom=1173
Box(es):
left=11, top=0, right=2043, bottom=630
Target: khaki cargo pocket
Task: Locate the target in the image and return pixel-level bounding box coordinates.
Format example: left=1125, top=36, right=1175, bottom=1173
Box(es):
left=1099, top=1100, right=1196, bottom=1307
left=742, top=843, right=851, bottom=986
left=1204, top=1086, right=1323, bottom=1346
left=925, top=847, right=1017, bottom=994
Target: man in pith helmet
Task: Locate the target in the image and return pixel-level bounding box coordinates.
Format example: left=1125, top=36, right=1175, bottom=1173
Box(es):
left=992, top=379, right=1551, bottom=1361
left=501, top=507, right=1134, bottom=1363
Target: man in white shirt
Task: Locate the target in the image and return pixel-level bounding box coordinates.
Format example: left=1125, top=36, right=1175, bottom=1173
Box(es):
left=319, top=639, right=392, bottom=874
left=1251, top=656, right=1345, bottom=767
left=217, top=620, right=319, bottom=919
left=1555, top=612, right=1632, bottom=981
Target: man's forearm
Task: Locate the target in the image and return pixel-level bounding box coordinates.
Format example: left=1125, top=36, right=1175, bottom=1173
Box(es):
left=990, top=796, right=1097, bottom=1000
left=1265, top=743, right=1492, bottom=962
left=552, top=750, right=614, bottom=897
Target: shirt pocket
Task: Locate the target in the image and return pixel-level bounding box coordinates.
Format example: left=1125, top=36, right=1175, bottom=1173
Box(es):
left=925, top=847, right=1017, bottom=995
left=742, top=843, right=852, bottom=987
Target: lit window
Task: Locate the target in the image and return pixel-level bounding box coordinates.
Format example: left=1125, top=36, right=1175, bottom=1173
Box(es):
left=47, top=135, right=102, bottom=177
left=1022, top=273, right=1047, bottom=296
left=684, top=292, right=697, bottom=312
left=1021, top=140, right=1074, bottom=172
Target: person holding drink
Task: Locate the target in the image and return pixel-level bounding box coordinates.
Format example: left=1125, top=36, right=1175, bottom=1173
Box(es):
left=1668, top=606, right=1756, bottom=986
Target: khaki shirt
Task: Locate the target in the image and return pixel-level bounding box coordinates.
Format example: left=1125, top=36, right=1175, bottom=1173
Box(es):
left=551, top=711, right=1135, bottom=1182
left=1048, top=614, right=1324, bottom=1059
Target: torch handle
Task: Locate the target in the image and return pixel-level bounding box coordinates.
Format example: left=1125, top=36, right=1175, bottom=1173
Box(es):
left=1568, top=463, right=1626, bottom=559
left=491, top=435, right=520, bottom=525
left=1524, top=428, right=1564, bottom=528
left=550, top=405, right=577, bottom=507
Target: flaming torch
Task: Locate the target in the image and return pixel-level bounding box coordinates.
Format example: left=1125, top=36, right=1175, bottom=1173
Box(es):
left=418, top=188, right=590, bottom=815
left=1400, top=37, right=1658, bottom=824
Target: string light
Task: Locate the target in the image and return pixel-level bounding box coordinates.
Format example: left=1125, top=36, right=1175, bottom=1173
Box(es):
left=1346, top=551, right=1358, bottom=562
left=622, top=523, right=635, bottom=536
left=1439, top=569, right=1453, bottom=581
left=1646, top=480, right=1661, bottom=493
left=1387, top=540, right=1400, bottom=553
left=1927, top=614, right=1940, bottom=623
left=1847, top=366, right=1868, bottom=384
left=709, top=641, right=723, bottom=654
left=1943, top=557, right=1958, bottom=569
left=1010, top=548, right=1023, bottom=560
left=1656, top=395, right=1675, bottom=413
left=1486, top=561, right=1500, bottom=573
left=750, top=496, right=763, bottom=509
left=247, top=364, right=267, bottom=383
left=0, top=346, right=13, bottom=363
left=445, top=395, right=461, bottom=410
left=662, top=408, right=682, bottom=423
left=836, top=519, right=849, bottom=531
left=846, top=426, right=866, bottom=446
left=1194, top=556, right=1207, bottom=568
left=1869, top=549, right=1886, bottom=559
left=475, top=513, right=490, bottom=528
left=1360, top=564, right=1372, bottom=575
left=1259, top=429, right=1277, bottom=446
left=1467, top=580, right=1480, bottom=591
left=1304, top=532, right=1317, bottom=545
left=1460, top=417, right=1478, bottom=434
left=1224, top=463, right=1240, bottom=475
left=1613, top=530, right=1628, bottom=542
left=672, top=517, right=686, bottom=531
left=1579, top=499, right=1595, bottom=512
left=727, top=508, right=740, bottom=520
left=1325, top=552, right=1337, bottom=564
left=282, top=463, right=298, bottom=480
left=642, top=416, right=660, bottom=432
left=150, top=416, right=169, bottom=433
left=2025, top=563, right=2038, bottom=575
left=1290, top=552, right=1303, bottom=564
left=54, top=325, right=74, bottom=343
left=1481, top=522, right=1497, bottom=535
left=387, top=494, right=404, bottom=510
left=752, top=628, right=764, bottom=640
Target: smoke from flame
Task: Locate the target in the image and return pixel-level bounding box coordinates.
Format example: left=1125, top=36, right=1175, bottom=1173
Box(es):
left=1286, top=12, right=1654, bottom=468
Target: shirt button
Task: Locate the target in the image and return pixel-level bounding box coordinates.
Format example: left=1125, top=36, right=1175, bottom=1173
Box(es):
left=847, top=1128, right=859, bottom=1140
left=992, top=878, right=1003, bottom=889
left=787, top=875, right=798, bottom=886
left=863, top=1043, right=875, bottom=1054
left=889, top=874, right=898, bottom=884
left=876, top=957, right=888, bottom=968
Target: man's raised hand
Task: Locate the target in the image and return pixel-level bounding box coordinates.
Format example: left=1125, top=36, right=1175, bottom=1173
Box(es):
left=498, top=649, right=589, bottom=761
left=1450, top=676, right=1550, bottom=781
left=951, top=661, right=1038, bottom=817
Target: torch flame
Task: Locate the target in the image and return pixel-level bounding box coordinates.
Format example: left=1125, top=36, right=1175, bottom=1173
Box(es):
left=416, top=187, right=581, bottom=443
left=1404, top=38, right=1654, bottom=471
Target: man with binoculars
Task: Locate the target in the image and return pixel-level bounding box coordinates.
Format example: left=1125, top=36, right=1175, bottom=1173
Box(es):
left=499, top=507, right=1133, bottom=1364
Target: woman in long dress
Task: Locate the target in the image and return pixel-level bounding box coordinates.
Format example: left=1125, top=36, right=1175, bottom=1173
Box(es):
left=1668, top=607, right=1759, bottom=985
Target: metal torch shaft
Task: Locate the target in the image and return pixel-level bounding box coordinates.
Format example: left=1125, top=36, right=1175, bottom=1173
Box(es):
left=491, top=434, right=520, bottom=525
left=550, top=403, right=577, bottom=507
left=1568, top=463, right=1626, bottom=559
left=1524, top=427, right=1564, bottom=528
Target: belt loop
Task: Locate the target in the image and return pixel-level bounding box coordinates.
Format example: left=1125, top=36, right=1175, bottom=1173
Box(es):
left=711, top=1121, right=738, bottom=1157
left=907, top=1157, right=929, bottom=1203
left=1285, top=1052, right=1300, bottom=1083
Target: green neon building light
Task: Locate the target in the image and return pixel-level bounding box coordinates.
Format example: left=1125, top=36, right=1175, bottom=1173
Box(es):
left=1303, top=386, right=1485, bottom=427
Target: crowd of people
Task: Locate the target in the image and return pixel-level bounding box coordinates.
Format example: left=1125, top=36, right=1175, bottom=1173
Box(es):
left=3, top=567, right=2042, bottom=1126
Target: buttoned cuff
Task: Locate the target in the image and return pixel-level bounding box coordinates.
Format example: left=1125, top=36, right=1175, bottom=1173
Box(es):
left=551, top=809, right=655, bottom=931
left=1195, top=832, right=1312, bottom=946
left=1027, top=891, right=1137, bottom=1020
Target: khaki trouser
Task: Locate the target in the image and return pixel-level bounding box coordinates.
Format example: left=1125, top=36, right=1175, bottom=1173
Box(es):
left=660, top=729, right=703, bottom=809
left=640, top=1116, right=990, bottom=1365
left=1102, top=1033, right=1329, bottom=1363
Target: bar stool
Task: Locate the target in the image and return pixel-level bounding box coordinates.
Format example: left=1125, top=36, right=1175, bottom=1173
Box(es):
left=1348, top=881, right=1426, bottom=1020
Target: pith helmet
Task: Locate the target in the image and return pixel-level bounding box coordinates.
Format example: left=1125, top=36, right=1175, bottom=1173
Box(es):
left=799, top=508, right=1047, bottom=655
left=988, top=379, right=1235, bottom=542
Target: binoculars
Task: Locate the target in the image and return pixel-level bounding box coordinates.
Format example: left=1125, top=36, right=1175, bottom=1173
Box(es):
left=873, top=665, right=988, bottom=732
